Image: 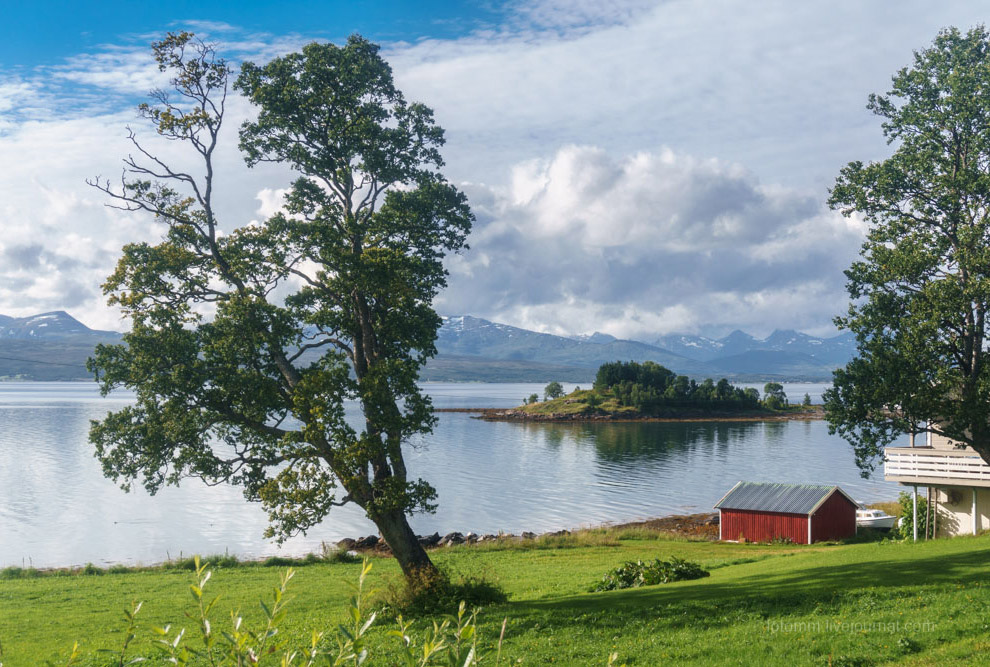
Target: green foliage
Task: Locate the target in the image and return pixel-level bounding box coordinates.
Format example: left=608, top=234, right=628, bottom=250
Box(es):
left=802, top=393, right=812, bottom=407
left=897, top=491, right=929, bottom=539
left=526, top=393, right=539, bottom=405
left=87, top=32, right=473, bottom=578
left=377, top=565, right=508, bottom=618
left=0, top=566, right=40, bottom=580
left=163, top=553, right=241, bottom=571
left=592, top=557, right=710, bottom=592
left=593, top=361, right=762, bottom=414
left=898, top=636, right=921, bottom=654
left=543, top=381, right=564, bottom=401
left=762, top=382, right=788, bottom=410
left=390, top=601, right=483, bottom=667
left=825, top=26, right=990, bottom=470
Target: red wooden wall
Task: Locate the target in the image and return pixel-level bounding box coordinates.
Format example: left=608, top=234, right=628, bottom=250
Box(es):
left=810, top=492, right=857, bottom=543
left=720, top=509, right=809, bottom=544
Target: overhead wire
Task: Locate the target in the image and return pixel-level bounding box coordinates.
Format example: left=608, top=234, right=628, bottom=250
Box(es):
left=0, top=354, right=89, bottom=368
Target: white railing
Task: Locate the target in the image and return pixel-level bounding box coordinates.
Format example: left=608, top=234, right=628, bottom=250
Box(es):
left=885, top=447, right=990, bottom=483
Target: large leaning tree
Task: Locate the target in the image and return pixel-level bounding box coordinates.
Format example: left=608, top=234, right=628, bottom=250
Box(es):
left=824, top=26, right=990, bottom=473
left=88, top=32, right=472, bottom=580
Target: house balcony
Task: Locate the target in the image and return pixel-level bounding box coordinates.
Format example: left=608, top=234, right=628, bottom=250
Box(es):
left=885, top=447, right=990, bottom=488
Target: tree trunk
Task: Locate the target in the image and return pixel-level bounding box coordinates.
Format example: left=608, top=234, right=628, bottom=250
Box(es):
left=374, top=508, right=440, bottom=581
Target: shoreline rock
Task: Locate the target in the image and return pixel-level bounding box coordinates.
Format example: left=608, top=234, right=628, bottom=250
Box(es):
left=334, top=512, right=721, bottom=554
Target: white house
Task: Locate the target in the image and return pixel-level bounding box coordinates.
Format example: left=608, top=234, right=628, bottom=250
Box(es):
left=885, top=429, right=990, bottom=537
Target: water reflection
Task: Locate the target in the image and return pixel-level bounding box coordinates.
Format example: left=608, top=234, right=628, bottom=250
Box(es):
left=0, top=383, right=901, bottom=567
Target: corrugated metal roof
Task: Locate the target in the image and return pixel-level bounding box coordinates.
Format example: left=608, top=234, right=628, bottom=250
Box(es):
left=714, top=481, right=849, bottom=515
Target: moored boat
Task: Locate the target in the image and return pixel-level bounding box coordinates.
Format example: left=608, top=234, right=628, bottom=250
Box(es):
left=856, top=507, right=897, bottom=530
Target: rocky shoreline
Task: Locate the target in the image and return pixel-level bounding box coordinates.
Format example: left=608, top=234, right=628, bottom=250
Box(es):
left=334, top=512, right=721, bottom=555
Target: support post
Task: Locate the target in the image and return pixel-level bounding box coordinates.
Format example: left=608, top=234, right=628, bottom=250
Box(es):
left=973, top=488, right=978, bottom=536
left=933, top=489, right=938, bottom=538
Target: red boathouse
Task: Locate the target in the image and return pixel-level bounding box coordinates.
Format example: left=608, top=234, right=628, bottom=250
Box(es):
left=714, top=481, right=858, bottom=544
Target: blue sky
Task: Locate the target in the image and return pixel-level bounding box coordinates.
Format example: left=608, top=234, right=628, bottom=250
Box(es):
left=0, top=1, right=498, bottom=67
left=0, top=1, right=987, bottom=338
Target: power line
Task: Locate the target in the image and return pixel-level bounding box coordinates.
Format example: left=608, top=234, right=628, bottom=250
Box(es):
left=0, top=355, right=89, bottom=368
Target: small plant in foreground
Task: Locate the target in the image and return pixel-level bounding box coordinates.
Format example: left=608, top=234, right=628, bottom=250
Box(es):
left=897, top=636, right=920, bottom=654
left=592, top=557, right=709, bottom=592
left=49, top=555, right=623, bottom=665
left=57, top=556, right=495, bottom=665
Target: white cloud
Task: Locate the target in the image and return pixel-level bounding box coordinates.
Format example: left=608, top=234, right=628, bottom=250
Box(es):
left=0, top=4, right=986, bottom=336
left=437, top=145, right=863, bottom=338
left=389, top=0, right=987, bottom=191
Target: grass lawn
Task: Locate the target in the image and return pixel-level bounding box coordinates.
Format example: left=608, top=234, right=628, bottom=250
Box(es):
left=2, top=532, right=989, bottom=665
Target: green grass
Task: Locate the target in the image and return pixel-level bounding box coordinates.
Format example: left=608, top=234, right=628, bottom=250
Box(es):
left=519, top=388, right=638, bottom=415
left=2, top=534, right=990, bottom=665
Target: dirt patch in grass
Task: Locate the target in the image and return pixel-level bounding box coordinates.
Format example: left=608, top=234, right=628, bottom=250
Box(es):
left=607, top=513, right=720, bottom=540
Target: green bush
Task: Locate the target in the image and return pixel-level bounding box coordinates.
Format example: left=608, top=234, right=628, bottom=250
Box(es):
left=377, top=564, right=508, bottom=618
left=0, top=566, right=41, bottom=580
left=592, top=557, right=710, bottom=592
left=163, top=552, right=240, bottom=571
left=897, top=491, right=928, bottom=539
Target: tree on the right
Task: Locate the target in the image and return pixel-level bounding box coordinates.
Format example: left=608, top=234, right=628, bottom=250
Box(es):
left=825, top=26, right=990, bottom=473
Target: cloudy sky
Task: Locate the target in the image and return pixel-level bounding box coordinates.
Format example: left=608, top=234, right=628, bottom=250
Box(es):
left=0, top=1, right=986, bottom=339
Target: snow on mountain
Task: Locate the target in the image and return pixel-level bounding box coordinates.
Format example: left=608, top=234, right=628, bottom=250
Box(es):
left=569, top=332, right=618, bottom=344
left=436, top=315, right=706, bottom=373
left=652, top=327, right=855, bottom=366
left=0, top=311, right=122, bottom=340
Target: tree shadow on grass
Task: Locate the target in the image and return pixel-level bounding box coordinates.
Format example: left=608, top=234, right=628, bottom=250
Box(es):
left=501, top=542, right=990, bottom=634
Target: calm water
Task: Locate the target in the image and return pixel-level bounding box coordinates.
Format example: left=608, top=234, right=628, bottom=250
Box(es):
left=0, top=382, right=899, bottom=568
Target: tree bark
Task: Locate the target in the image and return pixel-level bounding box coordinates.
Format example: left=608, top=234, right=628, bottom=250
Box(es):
left=374, top=508, right=440, bottom=580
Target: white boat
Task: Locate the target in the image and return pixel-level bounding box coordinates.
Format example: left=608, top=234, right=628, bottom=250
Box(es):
left=856, top=508, right=897, bottom=530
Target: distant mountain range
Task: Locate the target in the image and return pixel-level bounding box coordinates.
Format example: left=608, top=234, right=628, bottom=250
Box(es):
left=0, top=311, right=121, bottom=380
left=435, top=316, right=708, bottom=375
left=0, top=311, right=856, bottom=382
left=0, top=311, right=121, bottom=341
left=649, top=329, right=856, bottom=366
left=429, top=315, right=856, bottom=382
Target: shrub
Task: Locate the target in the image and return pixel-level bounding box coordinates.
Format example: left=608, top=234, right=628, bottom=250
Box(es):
left=592, top=557, right=710, bottom=592
left=0, top=566, right=41, bottom=580
left=163, top=552, right=239, bottom=571
left=322, top=545, right=362, bottom=564
left=897, top=491, right=928, bottom=539
left=377, top=564, right=508, bottom=617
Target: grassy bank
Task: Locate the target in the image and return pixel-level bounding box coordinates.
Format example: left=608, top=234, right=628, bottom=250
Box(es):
left=491, top=388, right=821, bottom=422
left=2, top=531, right=988, bottom=664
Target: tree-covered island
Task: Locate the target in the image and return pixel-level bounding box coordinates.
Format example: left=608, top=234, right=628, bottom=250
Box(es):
left=487, top=361, right=818, bottom=421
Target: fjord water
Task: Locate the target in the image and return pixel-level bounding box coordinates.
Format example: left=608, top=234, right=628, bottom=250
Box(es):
left=0, top=382, right=900, bottom=568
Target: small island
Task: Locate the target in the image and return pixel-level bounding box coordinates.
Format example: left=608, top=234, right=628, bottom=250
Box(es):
left=481, top=360, right=823, bottom=422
